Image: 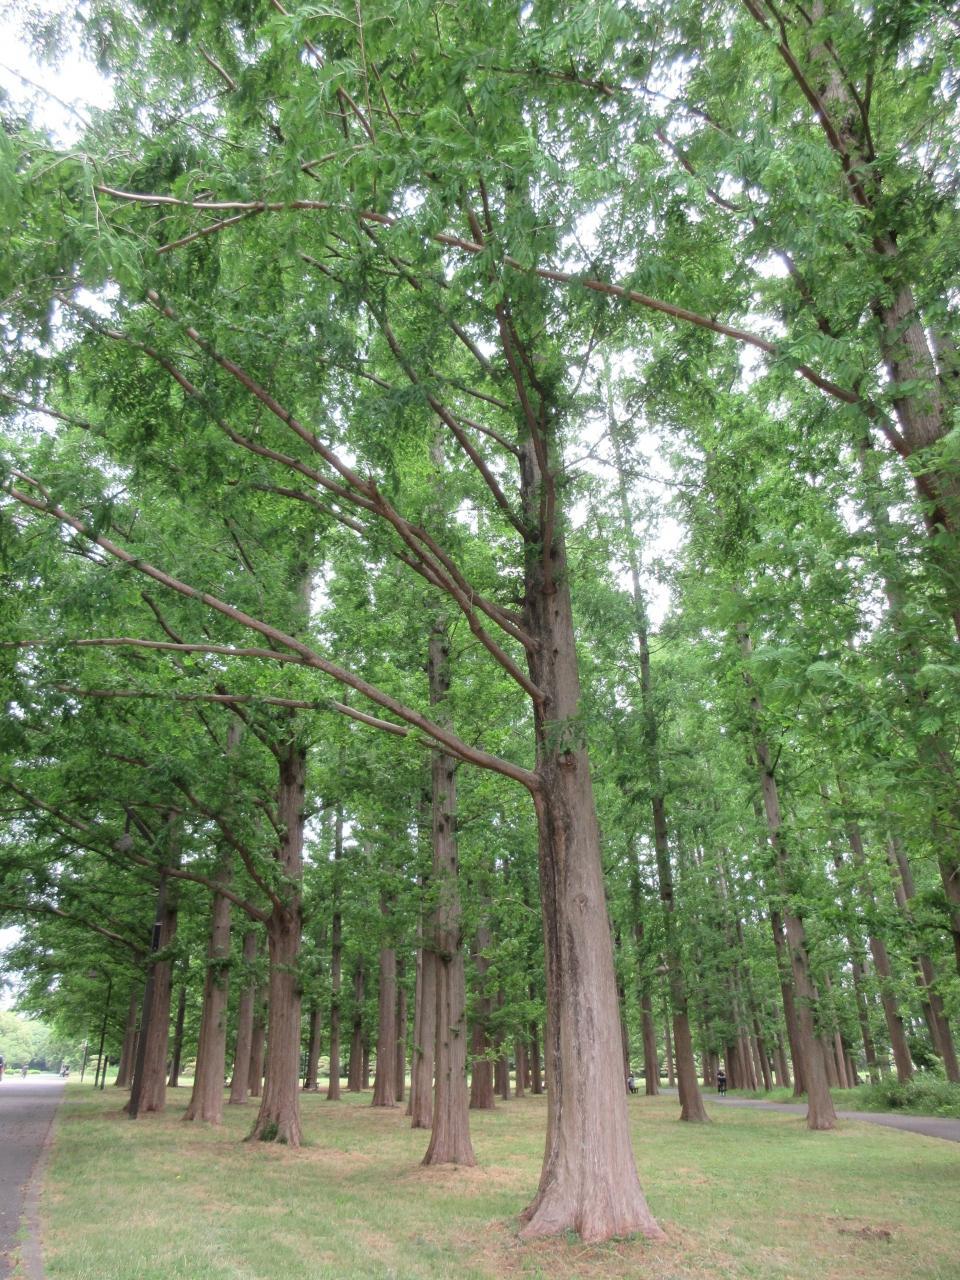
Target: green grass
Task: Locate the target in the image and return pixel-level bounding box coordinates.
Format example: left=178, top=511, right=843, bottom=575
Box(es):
left=730, top=1076, right=960, bottom=1118
left=39, top=1086, right=960, bottom=1280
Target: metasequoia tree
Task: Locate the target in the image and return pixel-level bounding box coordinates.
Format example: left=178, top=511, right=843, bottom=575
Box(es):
left=1, top=0, right=673, bottom=1240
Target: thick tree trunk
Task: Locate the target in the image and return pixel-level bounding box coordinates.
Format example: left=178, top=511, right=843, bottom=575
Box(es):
left=128, top=863, right=178, bottom=1117
left=517, top=453, right=661, bottom=1240
left=114, top=987, right=139, bottom=1089
left=248, top=741, right=306, bottom=1145
left=422, top=620, right=475, bottom=1165
left=248, top=904, right=303, bottom=1143
left=185, top=869, right=232, bottom=1123
left=303, top=1004, right=322, bottom=1091
left=229, top=930, right=258, bottom=1105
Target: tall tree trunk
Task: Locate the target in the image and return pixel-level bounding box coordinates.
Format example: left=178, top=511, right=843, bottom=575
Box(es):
left=347, top=963, right=364, bottom=1092
left=248, top=740, right=306, bottom=1145
left=327, top=808, right=344, bottom=1101
left=739, top=629, right=836, bottom=1130
left=185, top=861, right=232, bottom=1123
left=409, top=945, right=436, bottom=1127
left=514, top=1041, right=526, bottom=1099
left=609, top=403, right=706, bottom=1123
left=114, top=987, right=139, bottom=1089
left=517, top=437, right=661, bottom=1241
left=423, top=619, right=475, bottom=1165
left=303, top=1004, right=322, bottom=1091
left=128, top=854, right=178, bottom=1118
left=372, top=909, right=398, bottom=1108
left=395, top=956, right=407, bottom=1105
left=887, top=837, right=960, bottom=1082
left=229, top=930, right=258, bottom=1105
left=641, top=994, right=659, bottom=1096
left=167, top=981, right=186, bottom=1089
left=529, top=1009, right=543, bottom=1095
left=248, top=992, right=265, bottom=1098
left=840, top=812, right=914, bottom=1082
left=469, top=922, right=495, bottom=1110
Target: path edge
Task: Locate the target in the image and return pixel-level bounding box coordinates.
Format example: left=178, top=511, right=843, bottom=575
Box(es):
left=15, top=1086, right=63, bottom=1280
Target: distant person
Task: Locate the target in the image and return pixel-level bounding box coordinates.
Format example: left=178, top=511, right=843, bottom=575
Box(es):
left=0, top=1054, right=5, bottom=1081
left=21, top=1065, right=27, bottom=1079
left=627, top=1072, right=638, bottom=1095
left=716, top=1067, right=727, bottom=1096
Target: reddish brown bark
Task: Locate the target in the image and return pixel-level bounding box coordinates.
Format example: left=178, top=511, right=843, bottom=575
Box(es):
left=372, top=926, right=398, bottom=1108
left=185, top=868, right=232, bottom=1123
left=469, top=921, right=495, bottom=1111
left=127, top=865, right=178, bottom=1117
left=739, top=629, right=835, bottom=1130
left=516, top=433, right=662, bottom=1241
left=840, top=811, right=914, bottom=1082
left=409, top=945, right=436, bottom=1127
left=422, top=621, right=475, bottom=1166
left=248, top=741, right=306, bottom=1145
left=886, top=838, right=960, bottom=1082
left=229, top=930, right=258, bottom=1105
left=114, top=986, right=139, bottom=1089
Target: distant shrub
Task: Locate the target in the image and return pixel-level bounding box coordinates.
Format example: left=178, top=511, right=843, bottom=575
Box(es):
left=840, top=1076, right=960, bottom=1118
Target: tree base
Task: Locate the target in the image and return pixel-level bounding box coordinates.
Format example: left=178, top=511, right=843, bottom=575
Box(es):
left=518, top=1187, right=666, bottom=1245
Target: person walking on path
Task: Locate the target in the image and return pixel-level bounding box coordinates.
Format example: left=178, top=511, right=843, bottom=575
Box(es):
left=716, top=1067, right=727, bottom=1096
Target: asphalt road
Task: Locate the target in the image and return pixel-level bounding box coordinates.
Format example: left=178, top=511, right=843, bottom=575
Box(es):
left=709, top=1093, right=960, bottom=1142
left=0, top=1075, right=64, bottom=1280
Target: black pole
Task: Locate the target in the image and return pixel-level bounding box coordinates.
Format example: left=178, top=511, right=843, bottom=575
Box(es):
left=128, top=872, right=167, bottom=1120
left=95, top=975, right=112, bottom=1090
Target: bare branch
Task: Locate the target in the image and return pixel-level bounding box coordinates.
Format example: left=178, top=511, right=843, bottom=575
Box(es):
left=2, top=487, right=540, bottom=792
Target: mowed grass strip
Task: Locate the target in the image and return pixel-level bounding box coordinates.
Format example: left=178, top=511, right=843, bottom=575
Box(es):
left=40, top=1086, right=960, bottom=1280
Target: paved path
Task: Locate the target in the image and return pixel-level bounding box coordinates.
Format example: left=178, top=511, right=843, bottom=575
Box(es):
left=0, top=1075, right=64, bottom=1279
left=708, top=1093, right=960, bottom=1142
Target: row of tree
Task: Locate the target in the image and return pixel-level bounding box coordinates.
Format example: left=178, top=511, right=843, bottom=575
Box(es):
left=1, top=0, right=958, bottom=1245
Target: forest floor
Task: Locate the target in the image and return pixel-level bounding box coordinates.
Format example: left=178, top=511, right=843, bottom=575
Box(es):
left=34, top=1086, right=960, bottom=1280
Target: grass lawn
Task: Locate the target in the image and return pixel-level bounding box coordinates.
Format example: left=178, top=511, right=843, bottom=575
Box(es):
left=37, top=1085, right=960, bottom=1280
